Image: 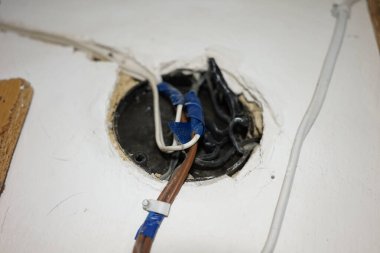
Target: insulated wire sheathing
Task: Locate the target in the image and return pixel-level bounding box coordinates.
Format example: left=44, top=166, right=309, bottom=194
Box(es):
left=0, top=22, right=199, bottom=153
left=120, top=56, right=202, bottom=153
left=261, top=1, right=361, bottom=252
left=170, top=105, right=183, bottom=147
left=133, top=114, right=199, bottom=253
left=135, top=70, right=200, bottom=153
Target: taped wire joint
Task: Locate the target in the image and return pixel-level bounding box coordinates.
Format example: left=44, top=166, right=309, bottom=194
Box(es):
left=135, top=212, right=165, bottom=240
left=156, top=82, right=203, bottom=152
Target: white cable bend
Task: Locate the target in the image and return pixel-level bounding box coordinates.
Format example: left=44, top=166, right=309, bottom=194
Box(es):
left=157, top=134, right=201, bottom=152
left=261, top=2, right=359, bottom=252
left=131, top=70, right=199, bottom=153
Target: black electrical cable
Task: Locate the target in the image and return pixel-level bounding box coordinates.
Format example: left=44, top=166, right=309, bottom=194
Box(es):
left=160, top=151, right=181, bottom=180
left=205, top=120, right=229, bottom=137
left=208, top=58, right=242, bottom=118
left=226, top=151, right=251, bottom=176
left=196, top=145, right=221, bottom=161
left=205, top=72, right=231, bottom=123
left=203, top=131, right=229, bottom=146
left=229, top=117, right=249, bottom=154
left=194, top=146, right=236, bottom=168
left=195, top=132, right=229, bottom=165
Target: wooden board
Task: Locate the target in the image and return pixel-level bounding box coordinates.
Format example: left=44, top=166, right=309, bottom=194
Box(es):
left=0, top=78, right=33, bottom=194
left=369, top=0, right=380, bottom=51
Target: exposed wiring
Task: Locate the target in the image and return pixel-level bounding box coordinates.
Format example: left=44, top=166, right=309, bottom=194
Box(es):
left=154, top=86, right=201, bottom=152
left=0, top=22, right=257, bottom=166
left=158, top=134, right=201, bottom=152
left=159, top=150, right=181, bottom=180
left=169, top=105, right=183, bottom=148
left=133, top=114, right=199, bottom=253
left=179, top=58, right=257, bottom=173
left=1, top=5, right=360, bottom=251
left=261, top=1, right=360, bottom=252
left=157, top=58, right=261, bottom=184
left=134, top=79, right=205, bottom=252
left=195, top=146, right=236, bottom=168
left=174, top=105, right=182, bottom=122
left=0, top=22, right=200, bottom=154
left=1, top=22, right=264, bottom=250
left=208, top=59, right=242, bottom=119
left=205, top=72, right=231, bottom=123
left=229, top=117, right=250, bottom=154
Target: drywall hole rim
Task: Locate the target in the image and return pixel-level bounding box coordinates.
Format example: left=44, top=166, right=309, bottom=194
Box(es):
left=108, top=68, right=264, bottom=182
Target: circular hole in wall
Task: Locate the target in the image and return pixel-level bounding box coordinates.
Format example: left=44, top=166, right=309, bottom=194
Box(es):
left=109, top=62, right=263, bottom=181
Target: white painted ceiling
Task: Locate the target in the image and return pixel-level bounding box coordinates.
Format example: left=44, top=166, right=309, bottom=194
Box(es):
left=0, top=0, right=379, bottom=252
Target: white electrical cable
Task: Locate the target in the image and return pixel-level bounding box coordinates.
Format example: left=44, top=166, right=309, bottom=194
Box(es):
left=154, top=103, right=200, bottom=152
left=96, top=41, right=200, bottom=153
left=171, top=105, right=183, bottom=146
left=261, top=1, right=360, bottom=252
left=119, top=59, right=201, bottom=153
left=174, top=105, right=183, bottom=123
left=120, top=60, right=201, bottom=153
left=0, top=22, right=200, bottom=154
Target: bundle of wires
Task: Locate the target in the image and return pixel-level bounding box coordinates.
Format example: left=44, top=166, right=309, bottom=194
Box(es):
left=194, top=58, right=259, bottom=175
left=133, top=129, right=198, bottom=253
left=133, top=87, right=204, bottom=253
left=132, top=57, right=261, bottom=251
left=160, top=58, right=260, bottom=180
left=0, top=19, right=205, bottom=253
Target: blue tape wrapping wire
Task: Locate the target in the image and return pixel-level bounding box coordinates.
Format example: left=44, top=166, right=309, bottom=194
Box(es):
left=184, top=91, right=204, bottom=136
left=134, top=89, right=203, bottom=241
left=168, top=121, right=192, bottom=144
left=168, top=91, right=205, bottom=144
left=157, top=82, right=185, bottom=106
left=135, top=212, right=165, bottom=240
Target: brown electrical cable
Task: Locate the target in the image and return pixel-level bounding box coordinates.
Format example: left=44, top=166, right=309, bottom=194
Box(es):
left=133, top=114, right=198, bottom=253
left=158, top=141, right=198, bottom=204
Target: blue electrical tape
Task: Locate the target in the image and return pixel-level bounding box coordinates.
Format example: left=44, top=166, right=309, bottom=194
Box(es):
left=135, top=212, right=165, bottom=240
left=168, top=121, right=192, bottom=144
left=168, top=91, right=205, bottom=143
left=157, top=82, right=185, bottom=106
left=184, top=91, right=205, bottom=136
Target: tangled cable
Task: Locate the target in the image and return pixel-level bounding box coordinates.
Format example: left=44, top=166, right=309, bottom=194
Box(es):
left=132, top=58, right=262, bottom=252
left=176, top=58, right=260, bottom=178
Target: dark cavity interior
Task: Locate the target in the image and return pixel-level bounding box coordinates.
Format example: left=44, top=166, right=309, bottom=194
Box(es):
left=113, top=59, right=262, bottom=181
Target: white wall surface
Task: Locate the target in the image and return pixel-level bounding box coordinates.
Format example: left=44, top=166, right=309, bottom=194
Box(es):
left=0, top=0, right=379, bottom=252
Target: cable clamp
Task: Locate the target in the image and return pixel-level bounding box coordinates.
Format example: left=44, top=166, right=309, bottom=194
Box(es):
left=142, top=199, right=171, bottom=217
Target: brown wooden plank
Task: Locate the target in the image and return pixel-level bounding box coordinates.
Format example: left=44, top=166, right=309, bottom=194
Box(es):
left=369, top=0, right=380, bottom=51
left=0, top=78, right=33, bottom=194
